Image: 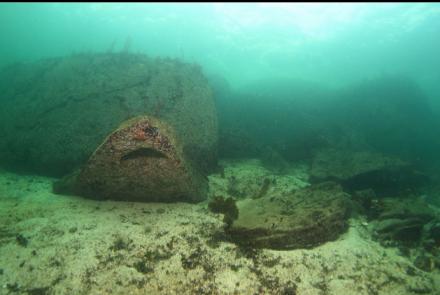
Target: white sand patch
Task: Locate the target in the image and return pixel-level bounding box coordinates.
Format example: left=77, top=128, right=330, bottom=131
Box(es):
left=0, top=163, right=439, bottom=294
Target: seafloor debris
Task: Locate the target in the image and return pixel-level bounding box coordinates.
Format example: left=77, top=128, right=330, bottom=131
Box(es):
left=227, top=181, right=351, bottom=250
left=53, top=116, right=207, bottom=202
left=16, top=234, right=28, bottom=247
left=358, top=196, right=440, bottom=272
left=370, top=198, right=436, bottom=245
left=207, top=196, right=239, bottom=228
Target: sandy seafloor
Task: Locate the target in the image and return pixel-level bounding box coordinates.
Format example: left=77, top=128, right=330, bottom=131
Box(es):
left=0, top=159, right=439, bottom=295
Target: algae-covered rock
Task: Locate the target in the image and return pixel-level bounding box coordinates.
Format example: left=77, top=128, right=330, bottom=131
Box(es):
left=207, top=159, right=309, bottom=201
left=371, top=198, right=437, bottom=246
left=227, top=182, right=350, bottom=250
left=54, top=116, right=207, bottom=202
left=0, top=53, right=218, bottom=177
left=208, top=196, right=239, bottom=227
left=310, top=149, right=429, bottom=196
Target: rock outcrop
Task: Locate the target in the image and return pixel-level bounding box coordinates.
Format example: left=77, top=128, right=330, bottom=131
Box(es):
left=372, top=199, right=436, bottom=244
left=227, top=182, right=350, bottom=250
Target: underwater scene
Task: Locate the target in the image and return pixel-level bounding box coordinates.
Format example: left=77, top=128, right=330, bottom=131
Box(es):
left=1, top=2, right=440, bottom=294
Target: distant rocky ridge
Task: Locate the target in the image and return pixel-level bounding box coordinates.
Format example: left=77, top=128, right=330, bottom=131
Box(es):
left=212, top=76, right=440, bottom=173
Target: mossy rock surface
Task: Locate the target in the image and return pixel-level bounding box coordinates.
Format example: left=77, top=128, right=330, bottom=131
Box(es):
left=371, top=198, right=437, bottom=246
left=227, top=182, right=350, bottom=250
left=0, top=53, right=217, bottom=177
left=54, top=116, right=207, bottom=202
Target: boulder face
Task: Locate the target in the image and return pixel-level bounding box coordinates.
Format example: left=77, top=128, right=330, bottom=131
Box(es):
left=310, top=149, right=430, bottom=197
left=54, top=116, right=207, bottom=203
left=0, top=53, right=218, bottom=177
left=227, top=182, right=351, bottom=250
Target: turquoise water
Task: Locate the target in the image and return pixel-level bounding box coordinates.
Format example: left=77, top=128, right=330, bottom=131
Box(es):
left=1, top=3, right=440, bottom=95
left=1, top=3, right=440, bottom=294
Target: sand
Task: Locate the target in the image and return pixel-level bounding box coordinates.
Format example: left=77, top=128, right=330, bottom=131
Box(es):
left=0, top=160, right=439, bottom=295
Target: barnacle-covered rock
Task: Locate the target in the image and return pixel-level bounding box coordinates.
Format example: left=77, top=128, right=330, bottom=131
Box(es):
left=54, top=116, right=207, bottom=202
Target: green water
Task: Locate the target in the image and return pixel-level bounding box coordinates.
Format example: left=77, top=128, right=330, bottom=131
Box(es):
left=1, top=3, right=440, bottom=294
left=1, top=3, right=439, bottom=94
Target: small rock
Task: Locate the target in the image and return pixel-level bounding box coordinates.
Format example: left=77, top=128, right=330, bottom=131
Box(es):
left=68, top=227, right=78, bottom=234
left=414, top=255, right=435, bottom=272
left=16, top=234, right=28, bottom=247
left=406, top=266, right=417, bottom=276
left=6, top=283, right=20, bottom=292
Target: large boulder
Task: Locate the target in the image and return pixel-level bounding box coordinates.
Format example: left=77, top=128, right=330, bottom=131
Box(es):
left=0, top=53, right=218, bottom=177
left=54, top=116, right=207, bottom=202
left=227, top=182, right=351, bottom=250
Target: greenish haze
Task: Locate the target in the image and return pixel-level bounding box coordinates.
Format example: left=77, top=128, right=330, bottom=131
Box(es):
left=1, top=5, right=440, bottom=292
left=1, top=3, right=440, bottom=102
left=0, top=3, right=439, bottom=171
